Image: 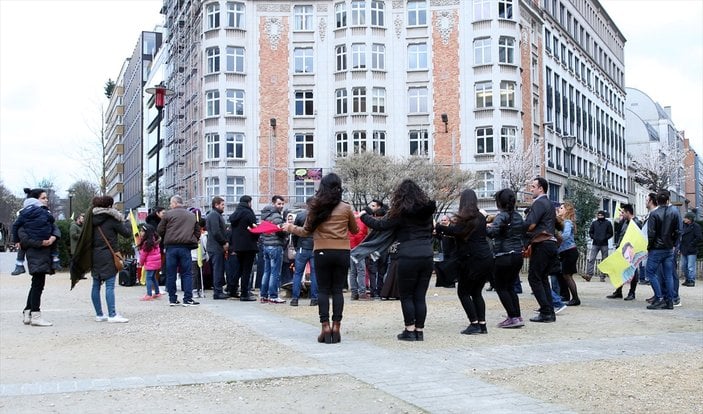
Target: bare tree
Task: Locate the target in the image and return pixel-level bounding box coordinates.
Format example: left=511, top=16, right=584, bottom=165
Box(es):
left=399, top=157, right=476, bottom=215
left=498, top=140, right=536, bottom=195
left=631, top=141, right=686, bottom=192
left=0, top=180, right=22, bottom=227
left=68, top=180, right=100, bottom=216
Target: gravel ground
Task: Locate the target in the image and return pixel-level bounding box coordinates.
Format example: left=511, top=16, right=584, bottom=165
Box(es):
left=1, top=252, right=701, bottom=413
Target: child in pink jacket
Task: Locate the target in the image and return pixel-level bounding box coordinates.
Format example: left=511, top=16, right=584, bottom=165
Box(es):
left=138, top=224, right=162, bottom=300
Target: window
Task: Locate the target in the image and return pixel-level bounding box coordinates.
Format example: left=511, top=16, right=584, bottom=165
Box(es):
left=408, top=43, right=428, bottom=70
left=371, top=43, right=385, bottom=70
left=294, top=47, right=313, bottom=73
left=226, top=132, right=244, bottom=159
left=351, top=43, right=366, bottom=70
left=473, top=37, right=491, bottom=65
left=225, top=89, right=244, bottom=116
left=498, top=36, right=515, bottom=64
left=351, top=1, right=366, bottom=26
left=294, top=5, right=313, bottom=31
left=226, top=2, right=245, bottom=29
left=205, top=133, right=220, bottom=159
left=295, top=133, right=314, bottom=159
left=226, top=176, right=245, bottom=206
left=407, top=1, right=427, bottom=26
left=498, top=0, right=513, bottom=19
left=352, top=130, right=367, bottom=153
left=295, top=91, right=314, bottom=116
left=295, top=181, right=316, bottom=205
left=371, top=1, right=385, bottom=26
left=336, top=132, right=349, bottom=156
left=476, top=127, right=494, bottom=154
left=352, top=87, right=366, bottom=113
left=500, top=127, right=516, bottom=153
left=500, top=81, right=516, bottom=107
left=335, top=2, right=347, bottom=28
left=205, top=177, right=220, bottom=200
left=372, top=130, right=386, bottom=155
left=335, top=88, right=348, bottom=115
left=409, top=129, right=429, bottom=156
left=408, top=87, right=428, bottom=113
left=225, top=46, right=244, bottom=72
left=335, top=45, right=347, bottom=71
left=206, top=47, right=220, bottom=74
left=474, top=0, right=490, bottom=20
left=476, top=171, right=495, bottom=198
left=206, top=90, right=220, bottom=117
left=475, top=81, right=493, bottom=108
left=206, top=3, right=220, bottom=30
left=372, top=87, right=386, bottom=113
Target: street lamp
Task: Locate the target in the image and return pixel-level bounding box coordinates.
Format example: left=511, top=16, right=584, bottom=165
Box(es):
left=561, top=135, right=576, bottom=196
left=68, top=189, right=75, bottom=219
left=145, top=82, right=175, bottom=207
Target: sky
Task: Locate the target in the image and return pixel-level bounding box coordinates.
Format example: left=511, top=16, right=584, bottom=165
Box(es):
left=1, top=0, right=701, bottom=198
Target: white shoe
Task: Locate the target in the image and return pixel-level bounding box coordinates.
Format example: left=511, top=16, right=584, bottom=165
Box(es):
left=23, top=310, right=31, bottom=325
left=30, top=312, right=53, bottom=327
left=95, top=315, right=108, bottom=322
left=555, top=304, right=567, bottom=314
left=107, top=314, right=129, bottom=323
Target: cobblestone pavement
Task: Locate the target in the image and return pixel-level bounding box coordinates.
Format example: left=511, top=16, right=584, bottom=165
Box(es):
left=1, top=252, right=701, bottom=413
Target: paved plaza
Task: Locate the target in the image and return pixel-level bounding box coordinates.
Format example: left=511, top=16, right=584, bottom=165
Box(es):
left=0, top=251, right=701, bottom=413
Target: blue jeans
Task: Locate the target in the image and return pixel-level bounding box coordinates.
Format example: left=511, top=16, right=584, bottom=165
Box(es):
left=145, top=269, right=160, bottom=296
left=92, top=276, right=116, bottom=317
left=292, top=248, right=317, bottom=299
left=549, top=275, right=565, bottom=308
left=349, top=257, right=366, bottom=296
left=681, top=254, right=697, bottom=282
left=647, top=249, right=675, bottom=301
left=165, top=245, right=194, bottom=303
left=261, top=245, right=283, bottom=299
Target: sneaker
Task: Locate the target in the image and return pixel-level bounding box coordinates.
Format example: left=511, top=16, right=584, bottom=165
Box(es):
left=95, top=315, right=108, bottom=322
left=351, top=293, right=359, bottom=300
left=310, top=299, right=318, bottom=306
left=682, top=280, right=695, bottom=287
left=497, top=317, right=513, bottom=328
left=555, top=304, right=567, bottom=314
left=152, top=293, right=162, bottom=298
left=290, top=298, right=299, bottom=306
left=645, top=296, right=656, bottom=304
left=505, top=317, right=525, bottom=328
left=107, top=314, right=129, bottom=323
left=139, top=295, right=153, bottom=301
left=259, top=297, right=269, bottom=303
left=673, top=297, right=682, bottom=307
left=169, top=300, right=181, bottom=307
left=269, top=297, right=286, bottom=304
left=11, top=265, right=26, bottom=276
left=182, top=300, right=200, bottom=306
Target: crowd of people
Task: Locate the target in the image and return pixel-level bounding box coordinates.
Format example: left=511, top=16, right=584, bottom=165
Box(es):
left=9, top=177, right=699, bottom=342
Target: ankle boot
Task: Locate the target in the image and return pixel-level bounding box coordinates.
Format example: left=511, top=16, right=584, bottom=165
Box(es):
left=30, top=312, right=53, bottom=327
left=23, top=310, right=31, bottom=325
left=318, top=322, right=331, bottom=343
left=331, top=321, right=341, bottom=343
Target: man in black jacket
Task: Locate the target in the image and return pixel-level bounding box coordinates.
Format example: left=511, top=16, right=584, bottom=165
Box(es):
left=585, top=210, right=613, bottom=282
left=206, top=196, right=229, bottom=300
left=646, top=190, right=680, bottom=310
left=229, top=195, right=259, bottom=301
left=680, top=212, right=701, bottom=287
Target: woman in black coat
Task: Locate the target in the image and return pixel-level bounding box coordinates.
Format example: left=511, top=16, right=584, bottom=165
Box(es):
left=228, top=195, right=260, bottom=301
left=360, top=179, right=436, bottom=341
left=90, top=196, right=132, bottom=323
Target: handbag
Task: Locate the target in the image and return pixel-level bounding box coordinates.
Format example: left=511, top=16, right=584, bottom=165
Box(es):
left=287, top=235, right=297, bottom=261
left=97, top=227, right=124, bottom=272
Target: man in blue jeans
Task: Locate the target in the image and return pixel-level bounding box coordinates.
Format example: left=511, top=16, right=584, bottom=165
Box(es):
left=646, top=190, right=680, bottom=310
left=289, top=203, right=318, bottom=306
left=259, top=195, right=287, bottom=304
left=680, top=212, right=701, bottom=287
left=157, top=195, right=201, bottom=306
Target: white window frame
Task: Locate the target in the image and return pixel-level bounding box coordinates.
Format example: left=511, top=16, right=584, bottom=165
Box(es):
left=476, top=171, right=495, bottom=198
left=498, top=36, right=515, bottom=64
left=371, top=1, right=385, bottom=27
left=498, top=0, right=513, bottom=19
left=335, top=45, right=347, bottom=71
left=335, top=88, right=348, bottom=115
left=372, top=87, right=386, bottom=113
left=408, top=43, right=428, bottom=70
left=226, top=132, right=245, bottom=159
left=351, top=43, right=367, bottom=70
left=295, top=133, right=315, bottom=159
left=225, top=46, right=245, bottom=73
left=205, top=133, right=220, bottom=159
left=351, top=1, right=366, bottom=26
left=475, top=81, right=493, bottom=109
left=294, top=5, right=313, bottom=31
left=335, top=2, right=347, bottom=28
left=295, top=181, right=316, bottom=205
left=473, top=37, right=491, bottom=65
left=408, top=87, right=428, bottom=113
left=206, top=90, right=220, bottom=117
left=352, top=87, right=366, bottom=113
left=409, top=129, right=429, bottom=156
left=371, top=43, right=385, bottom=70
left=473, top=0, right=491, bottom=20
left=336, top=132, right=349, bottom=157
left=500, top=81, right=516, bottom=108
left=206, top=3, right=220, bottom=30
left=500, top=126, right=516, bottom=153
left=226, top=2, right=245, bottom=29
left=295, top=90, right=314, bottom=116
left=407, top=0, right=427, bottom=26
left=476, top=127, right=494, bottom=154
left=225, top=89, right=245, bottom=116
left=294, top=47, right=314, bottom=73
left=206, top=46, right=220, bottom=74
left=226, top=176, right=245, bottom=206
left=352, top=130, right=367, bottom=153
left=372, top=130, right=386, bottom=155
left=205, top=177, right=220, bottom=200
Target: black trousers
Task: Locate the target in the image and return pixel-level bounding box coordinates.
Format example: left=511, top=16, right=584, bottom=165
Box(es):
left=314, top=249, right=350, bottom=323
left=396, top=256, right=433, bottom=328
left=25, top=273, right=47, bottom=312
left=234, top=251, right=256, bottom=298
left=528, top=241, right=558, bottom=315
left=494, top=254, right=523, bottom=318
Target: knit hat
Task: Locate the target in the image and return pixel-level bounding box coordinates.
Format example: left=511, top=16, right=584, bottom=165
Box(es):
left=685, top=212, right=696, bottom=221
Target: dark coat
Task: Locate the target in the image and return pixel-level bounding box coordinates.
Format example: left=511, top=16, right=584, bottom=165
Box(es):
left=360, top=200, right=436, bottom=259
left=589, top=218, right=613, bottom=246
left=229, top=202, right=259, bottom=252
left=91, top=207, right=132, bottom=281
left=18, top=227, right=54, bottom=275
left=680, top=221, right=702, bottom=256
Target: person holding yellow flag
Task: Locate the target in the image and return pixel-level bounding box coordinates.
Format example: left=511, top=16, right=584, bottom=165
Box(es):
left=606, top=204, right=642, bottom=301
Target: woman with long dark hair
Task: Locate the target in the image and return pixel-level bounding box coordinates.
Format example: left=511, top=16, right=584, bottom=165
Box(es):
left=436, top=189, right=493, bottom=334
left=487, top=189, right=525, bottom=328
left=360, top=179, right=436, bottom=341
left=283, top=173, right=358, bottom=343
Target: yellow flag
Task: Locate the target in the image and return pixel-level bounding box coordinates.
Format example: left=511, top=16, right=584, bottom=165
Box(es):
left=598, top=221, right=648, bottom=288
left=129, top=209, right=139, bottom=245
left=613, top=201, right=622, bottom=223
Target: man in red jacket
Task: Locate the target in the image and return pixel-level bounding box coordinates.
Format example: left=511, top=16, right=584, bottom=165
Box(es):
left=349, top=211, right=368, bottom=300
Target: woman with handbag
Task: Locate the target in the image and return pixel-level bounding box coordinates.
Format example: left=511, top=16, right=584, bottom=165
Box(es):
left=90, top=196, right=133, bottom=323
left=436, top=189, right=493, bottom=335
left=487, top=189, right=526, bottom=329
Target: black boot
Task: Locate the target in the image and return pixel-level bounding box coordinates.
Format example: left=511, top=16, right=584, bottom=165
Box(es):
left=461, top=323, right=482, bottom=335
left=624, top=292, right=635, bottom=301
left=606, top=290, right=623, bottom=299
left=397, top=329, right=416, bottom=341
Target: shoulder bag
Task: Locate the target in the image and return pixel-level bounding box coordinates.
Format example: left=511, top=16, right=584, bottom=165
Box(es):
left=97, top=226, right=124, bottom=272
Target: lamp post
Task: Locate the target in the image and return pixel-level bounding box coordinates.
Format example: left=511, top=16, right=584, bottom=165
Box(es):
left=561, top=135, right=576, bottom=196
left=145, top=83, right=175, bottom=207
left=68, top=189, right=75, bottom=219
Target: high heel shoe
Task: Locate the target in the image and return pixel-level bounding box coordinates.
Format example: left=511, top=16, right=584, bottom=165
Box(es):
left=331, top=321, right=341, bottom=343
left=318, top=321, right=332, bottom=343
